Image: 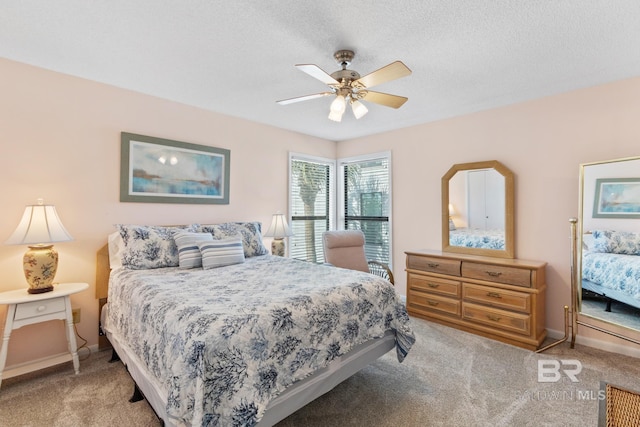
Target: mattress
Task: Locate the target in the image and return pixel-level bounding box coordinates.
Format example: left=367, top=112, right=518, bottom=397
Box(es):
left=104, top=255, right=414, bottom=426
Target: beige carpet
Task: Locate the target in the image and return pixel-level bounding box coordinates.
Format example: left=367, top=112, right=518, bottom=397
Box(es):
left=1, top=317, right=639, bottom=427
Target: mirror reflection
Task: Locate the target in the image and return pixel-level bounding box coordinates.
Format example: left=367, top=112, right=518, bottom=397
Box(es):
left=579, top=156, right=640, bottom=334
left=442, top=160, right=514, bottom=259
left=448, top=168, right=506, bottom=249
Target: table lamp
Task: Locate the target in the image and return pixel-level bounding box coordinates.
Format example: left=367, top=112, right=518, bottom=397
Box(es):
left=448, top=203, right=457, bottom=230
left=264, top=213, right=293, bottom=256
left=5, top=199, right=73, bottom=293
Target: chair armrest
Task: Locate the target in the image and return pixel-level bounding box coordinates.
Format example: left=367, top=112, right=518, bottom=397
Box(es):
left=367, top=260, right=394, bottom=285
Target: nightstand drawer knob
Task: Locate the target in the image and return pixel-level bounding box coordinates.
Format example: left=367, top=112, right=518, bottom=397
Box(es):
left=37, top=305, right=46, bottom=312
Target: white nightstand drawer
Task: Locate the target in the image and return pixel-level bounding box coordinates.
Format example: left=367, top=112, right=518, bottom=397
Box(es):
left=14, top=297, right=66, bottom=320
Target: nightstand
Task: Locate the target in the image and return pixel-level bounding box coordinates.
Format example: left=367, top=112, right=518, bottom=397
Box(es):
left=0, top=282, right=89, bottom=389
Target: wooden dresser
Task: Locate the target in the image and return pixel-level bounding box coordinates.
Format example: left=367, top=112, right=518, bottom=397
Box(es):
left=405, top=249, right=547, bottom=350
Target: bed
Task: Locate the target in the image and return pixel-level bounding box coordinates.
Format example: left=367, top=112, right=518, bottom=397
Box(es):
left=449, top=227, right=505, bottom=250
left=581, top=230, right=640, bottom=311
left=96, top=222, right=415, bottom=426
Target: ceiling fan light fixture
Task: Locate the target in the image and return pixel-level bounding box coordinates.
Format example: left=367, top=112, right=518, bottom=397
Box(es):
left=328, top=109, right=343, bottom=122
left=329, top=94, right=346, bottom=114
left=351, top=99, right=368, bottom=119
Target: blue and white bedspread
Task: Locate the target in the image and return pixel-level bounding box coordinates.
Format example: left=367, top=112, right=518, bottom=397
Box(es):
left=582, top=251, right=640, bottom=300
left=106, top=255, right=414, bottom=426
left=449, top=228, right=505, bottom=250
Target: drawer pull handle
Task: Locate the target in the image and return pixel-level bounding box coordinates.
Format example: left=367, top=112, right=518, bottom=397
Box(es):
left=486, top=292, right=502, bottom=299
left=427, top=263, right=439, bottom=268
left=427, top=300, right=439, bottom=307
left=37, top=305, right=46, bottom=312
left=485, top=271, right=502, bottom=277
left=487, top=314, right=501, bottom=322
left=427, top=283, right=440, bottom=288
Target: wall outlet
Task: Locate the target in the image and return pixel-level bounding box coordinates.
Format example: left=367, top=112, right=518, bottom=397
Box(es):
left=72, top=308, right=81, bottom=324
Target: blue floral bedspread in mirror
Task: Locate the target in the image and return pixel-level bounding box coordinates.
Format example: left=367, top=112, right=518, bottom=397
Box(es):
left=106, top=255, right=415, bottom=426
left=449, top=228, right=505, bottom=250
left=582, top=251, right=640, bottom=300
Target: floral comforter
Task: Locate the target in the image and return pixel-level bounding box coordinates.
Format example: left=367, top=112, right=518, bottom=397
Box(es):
left=582, top=251, right=640, bottom=301
left=449, top=228, right=505, bottom=250
left=106, top=255, right=415, bottom=426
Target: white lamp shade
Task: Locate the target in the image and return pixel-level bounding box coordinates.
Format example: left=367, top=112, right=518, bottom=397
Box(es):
left=6, top=203, right=73, bottom=245
left=351, top=100, right=368, bottom=119
left=264, top=213, right=293, bottom=239
left=330, top=95, right=346, bottom=114
left=328, top=110, right=344, bottom=122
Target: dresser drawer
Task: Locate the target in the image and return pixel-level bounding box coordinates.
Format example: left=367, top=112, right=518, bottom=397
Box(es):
left=462, top=302, right=531, bottom=336
left=407, top=255, right=461, bottom=276
left=408, top=274, right=460, bottom=298
left=462, top=262, right=531, bottom=287
left=409, top=293, right=460, bottom=317
left=462, top=283, right=531, bottom=313
left=14, top=297, right=66, bottom=321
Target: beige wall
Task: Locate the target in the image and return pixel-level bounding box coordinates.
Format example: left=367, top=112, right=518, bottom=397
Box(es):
left=2, top=57, right=640, bottom=369
left=338, top=76, right=640, bottom=352
left=0, top=58, right=335, bottom=367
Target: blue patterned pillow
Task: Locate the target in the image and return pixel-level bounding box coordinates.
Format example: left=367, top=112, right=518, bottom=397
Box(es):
left=174, top=231, right=214, bottom=269
left=197, top=222, right=268, bottom=257
left=592, top=230, right=640, bottom=255
left=117, top=224, right=197, bottom=269
left=198, top=237, right=245, bottom=269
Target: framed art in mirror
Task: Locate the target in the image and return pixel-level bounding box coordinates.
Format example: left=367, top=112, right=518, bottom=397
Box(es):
left=442, top=160, right=515, bottom=259
left=120, top=132, right=230, bottom=204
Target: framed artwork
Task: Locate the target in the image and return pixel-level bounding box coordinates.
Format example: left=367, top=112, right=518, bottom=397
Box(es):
left=120, top=132, right=230, bottom=204
left=592, top=178, right=640, bottom=218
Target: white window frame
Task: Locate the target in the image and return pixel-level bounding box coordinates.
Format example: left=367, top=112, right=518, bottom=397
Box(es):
left=288, top=152, right=336, bottom=261
left=337, top=151, right=393, bottom=269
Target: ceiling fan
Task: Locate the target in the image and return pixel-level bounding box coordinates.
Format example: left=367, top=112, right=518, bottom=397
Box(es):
left=276, top=50, right=412, bottom=122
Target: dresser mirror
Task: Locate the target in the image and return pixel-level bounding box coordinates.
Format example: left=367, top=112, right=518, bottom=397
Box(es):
left=575, top=156, right=640, bottom=343
left=442, top=160, right=515, bottom=259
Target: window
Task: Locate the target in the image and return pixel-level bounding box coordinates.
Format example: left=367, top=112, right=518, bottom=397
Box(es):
left=288, top=154, right=335, bottom=263
left=339, top=152, right=392, bottom=266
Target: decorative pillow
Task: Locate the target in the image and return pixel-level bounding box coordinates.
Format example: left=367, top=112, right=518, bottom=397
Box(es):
left=174, top=231, right=214, bottom=269
left=591, top=230, right=640, bottom=255
left=197, top=222, right=268, bottom=257
left=117, top=224, right=197, bottom=269
left=198, top=236, right=245, bottom=269
left=582, top=233, right=594, bottom=251
left=108, top=231, right=124, bottom=269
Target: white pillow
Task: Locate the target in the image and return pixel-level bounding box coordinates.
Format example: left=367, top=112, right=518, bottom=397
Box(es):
left=174, top=231, right=214, bottom=269
left=108, top=231, right=124, bottom=269
left=198, top=237, right=245, bottom=269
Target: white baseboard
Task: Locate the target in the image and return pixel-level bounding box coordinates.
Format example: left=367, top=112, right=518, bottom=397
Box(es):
left=3, top=344, right=99, bottom=380
left=546, top=327, right=640, bottom=359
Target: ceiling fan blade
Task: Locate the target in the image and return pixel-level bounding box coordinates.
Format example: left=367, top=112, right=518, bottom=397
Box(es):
left=276, top=92, right=333, bottom=105
left=295, top=64, right=340, bottom=86
left=360, top=91, right=408, bottom=109
left=354, top=61, right=411, bottom=89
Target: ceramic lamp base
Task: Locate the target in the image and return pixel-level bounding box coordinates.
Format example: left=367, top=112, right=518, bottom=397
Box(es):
left=23, top=244, right=58, bottom=294
left=271, top=238, right=286, bottom=257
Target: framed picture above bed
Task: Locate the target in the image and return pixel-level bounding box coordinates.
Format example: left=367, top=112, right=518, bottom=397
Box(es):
left=120, top=132, right=230, bottom=204
left=592, top=177, right=640, bottom=218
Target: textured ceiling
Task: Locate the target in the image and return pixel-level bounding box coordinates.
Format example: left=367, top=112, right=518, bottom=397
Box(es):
left=2, top=1, right=640, bottom=142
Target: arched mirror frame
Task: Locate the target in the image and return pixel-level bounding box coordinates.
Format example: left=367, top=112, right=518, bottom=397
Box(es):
left=571, top=156, right=640, bottom=346
left=442, top=160, right=515, bottom=259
